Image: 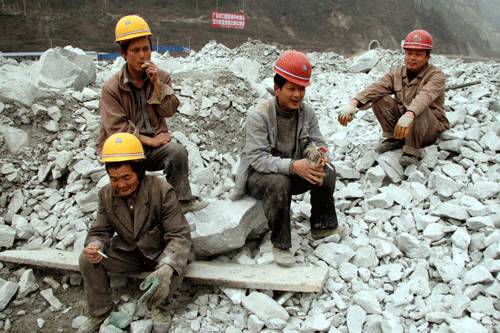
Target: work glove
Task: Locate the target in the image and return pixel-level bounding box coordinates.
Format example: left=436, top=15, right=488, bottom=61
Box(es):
left=139, top=265, right=174, bottom=308
left=394, top=113, right=414, bottom=139
left=337, top=102, right=357, bottom=126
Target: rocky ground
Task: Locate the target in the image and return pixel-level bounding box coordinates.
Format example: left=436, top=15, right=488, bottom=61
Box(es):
left=0, top=40, right=500, bottom=333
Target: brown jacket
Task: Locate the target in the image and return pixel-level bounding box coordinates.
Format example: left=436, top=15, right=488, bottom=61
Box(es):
left=84, top=175, right=194, bottom=275
left=354, top=63, right=449, bottom=131
left=96, top=64, right=180, bottom=154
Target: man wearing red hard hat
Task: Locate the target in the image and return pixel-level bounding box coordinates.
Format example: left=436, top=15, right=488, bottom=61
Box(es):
left=338, top=29, right=449, bottom=166
left=231, top=51, right=348, bottom=266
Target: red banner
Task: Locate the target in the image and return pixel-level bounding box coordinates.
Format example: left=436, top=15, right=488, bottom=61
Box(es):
left=211, top=11, right=246, bottom=29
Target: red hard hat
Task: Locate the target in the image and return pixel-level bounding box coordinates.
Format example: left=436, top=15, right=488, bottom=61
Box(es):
left=273, top=51, right=312, bottom=87
left=403, top=30, right=433, bottom=50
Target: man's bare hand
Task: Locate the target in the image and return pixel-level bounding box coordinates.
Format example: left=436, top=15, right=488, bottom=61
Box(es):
left=149, top=133, right=171, bottom=147
left=83, top=243, right=104, bottom=264
left=292, top=159, right=326, bottom=185
left=143, top=61, right=159, bottom=86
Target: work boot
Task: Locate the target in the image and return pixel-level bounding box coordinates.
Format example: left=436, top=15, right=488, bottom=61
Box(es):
left=273, top=247, right=295, bottom=267
left=152, top=305, right=172, bottom=333
left=181, top=199, right=209, bottom=214
left=399, top=152, right=419, bottom=167
left=374, top=138, right=404, bottom=154
left=78, top=311, right=111, bottom=333
left=311, top=225, right=349, bottom=240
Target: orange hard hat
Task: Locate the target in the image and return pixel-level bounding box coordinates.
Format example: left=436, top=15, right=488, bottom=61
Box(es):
left=115, top=15, right=152, bottom=43
left=403, top=30, right=433, bottom=50
left=273, top=50, right=312, bottom=87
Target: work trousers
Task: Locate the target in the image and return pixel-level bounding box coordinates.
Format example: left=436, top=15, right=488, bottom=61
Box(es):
left=372, top=95, right=442, bottom=156
left=143, top=142, right=193, bottom=201
left=246, top=166, right=338, bottom=249
left=79, top=247, right=183, bottom=317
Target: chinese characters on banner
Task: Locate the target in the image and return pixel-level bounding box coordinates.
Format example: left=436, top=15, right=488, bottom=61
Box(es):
left=211, top=11, right=246, bottom=29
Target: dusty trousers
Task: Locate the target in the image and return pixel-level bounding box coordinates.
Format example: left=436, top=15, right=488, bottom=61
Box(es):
left=143, top=141, right=193, bottom=201
left=79, top=247, right=183, bottom=317
left=372, top=95, right=443, bottom=156
left=246, top=166, right=338, bottom=249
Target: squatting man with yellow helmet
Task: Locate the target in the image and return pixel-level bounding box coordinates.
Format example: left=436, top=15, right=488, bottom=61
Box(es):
left=96, top=15, right=207, bottom=214
left=338, top=29, right=449, bottom=166
left=79, top=133, right=194, bottom=333
left=231, top=51, right=348, bottom=266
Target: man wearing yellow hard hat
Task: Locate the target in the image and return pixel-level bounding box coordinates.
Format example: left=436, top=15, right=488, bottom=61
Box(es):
left=96, top=14, right=207, bottom=214
left=79, top=133, right=194, bottom=333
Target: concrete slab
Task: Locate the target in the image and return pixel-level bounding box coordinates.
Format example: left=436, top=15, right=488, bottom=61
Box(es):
left=0, top=249, right=328, bottom=293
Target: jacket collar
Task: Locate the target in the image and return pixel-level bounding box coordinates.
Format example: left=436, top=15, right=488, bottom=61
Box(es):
left=112, top=176, right=151, bottom=237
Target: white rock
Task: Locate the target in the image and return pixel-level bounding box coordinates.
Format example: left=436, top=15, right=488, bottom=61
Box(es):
left=346, top=305, right=366, bottom=333
left=353, top=290, right=382, bottom=314
left=241, top=292, right=289, bottom=322
left=314, top=243, right=356, bottom=268
left=463, top=265, right=494, bottom=285
left=188, top=198, right=267, bottom=255
left=447, top=317, right=488, bottom=333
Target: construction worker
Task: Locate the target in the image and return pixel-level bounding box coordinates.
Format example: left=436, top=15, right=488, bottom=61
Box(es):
left=96, top=14, right=207, bottom=213
left=231, top=51, right=348, bottom=267
left=79, top=132, right=194, bottom=333
left=338, top=29, right=449, bottom=166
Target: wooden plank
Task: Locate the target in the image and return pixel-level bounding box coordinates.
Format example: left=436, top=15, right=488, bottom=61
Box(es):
left=0, top=249, right=328, bottom=293
left=0, top=249, right=80, bottom=271
left=184, top=261, right=328, bottom=293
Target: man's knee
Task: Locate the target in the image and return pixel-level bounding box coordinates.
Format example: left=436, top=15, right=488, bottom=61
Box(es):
left=373, top=95, right=398, bottom=109
left=165, top=142, right=188, bottom=162
left=266, top=174, right=292, bottom=200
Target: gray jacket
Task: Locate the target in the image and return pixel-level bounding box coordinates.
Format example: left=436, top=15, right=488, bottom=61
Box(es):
left=232, top=97, right=327, bottom=200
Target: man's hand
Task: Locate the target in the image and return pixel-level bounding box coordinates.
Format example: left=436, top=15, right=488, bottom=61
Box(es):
left=394, top=112, right=414, bottom=139
left=146, top=133, right=171, bottom=147
left=338, top=101, right=357, bottom=126
left=293, top=159, right=326, bottom=185
left=139, top=265, right=174, bottom=308
left=143, top=61, right=159, bottom=86
left=83, top=243, right=104, bottom=264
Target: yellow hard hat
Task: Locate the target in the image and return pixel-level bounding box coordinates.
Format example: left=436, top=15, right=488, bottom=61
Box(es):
left=115, top=15, right=152, bottom=43
left=101, top=133, right=146, bottom=163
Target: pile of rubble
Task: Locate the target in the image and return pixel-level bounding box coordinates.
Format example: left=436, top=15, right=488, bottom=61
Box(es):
left=0, top=39, right=499, bottom=332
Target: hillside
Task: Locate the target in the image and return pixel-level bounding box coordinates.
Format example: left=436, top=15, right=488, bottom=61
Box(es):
left=0, top=0, right=499, bottom=57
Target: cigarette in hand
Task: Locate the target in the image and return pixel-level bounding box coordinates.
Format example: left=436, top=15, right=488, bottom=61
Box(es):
left=89, top=246, right=108, bottom=258
left=142, top=62, right=151, bottom=68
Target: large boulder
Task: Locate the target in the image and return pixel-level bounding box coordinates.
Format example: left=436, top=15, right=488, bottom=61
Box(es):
left=187, top=197, right=267, bottom=255
left=35, top=46, right=96, bottom=91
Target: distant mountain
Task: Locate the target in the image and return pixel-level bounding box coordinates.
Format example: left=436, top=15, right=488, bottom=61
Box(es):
left=0, top=0, right=498, bottom=57
left=422, top=0, right=500, bottom=56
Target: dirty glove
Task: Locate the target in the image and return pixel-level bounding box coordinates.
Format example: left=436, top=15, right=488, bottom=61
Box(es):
left=139, top=265, right=174, bottom=308
left=338, top=102, right=357, bottom=126
left=394, top=113, right=414, bottom=139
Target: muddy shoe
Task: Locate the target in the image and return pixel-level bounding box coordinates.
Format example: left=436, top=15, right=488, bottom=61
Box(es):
left=181, top=199, right=209, bottom=214
left=78, top=311, right=111, bottom=333
left=399, top=152, right=419, bottom=167
left=374, top=138, right=404, bottom=154
left=273, top=247, right=295, bottom=267
left=311, top=225, right=350, bottom=240
left=152, top=305, right=172, bottom=333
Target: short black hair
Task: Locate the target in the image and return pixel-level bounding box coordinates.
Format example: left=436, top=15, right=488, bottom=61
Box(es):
left=105, top=160, right=145, bottom=182
left=425, top=49, right=431, bottom=56
left=274, top=73, right=288, bottom=89
left=120, top=37, right=153, bottom=55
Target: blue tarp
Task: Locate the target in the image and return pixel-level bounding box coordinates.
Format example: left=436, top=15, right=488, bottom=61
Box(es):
left=97, top=46, right=190, bottom=60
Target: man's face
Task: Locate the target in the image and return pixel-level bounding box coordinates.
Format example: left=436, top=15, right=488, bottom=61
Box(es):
left=108, top=163, right=140, bottom=197
left=405, top=48, right=430, bottom=72
left=274, top=81, right=306, bottom=111
left=120, top=37, right=151, bottom=74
